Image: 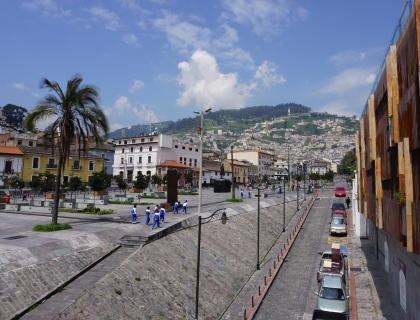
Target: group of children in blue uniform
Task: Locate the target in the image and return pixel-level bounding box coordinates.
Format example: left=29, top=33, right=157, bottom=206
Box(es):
left=131, top=200, right=189, bottom=229
left=239, top=189, right=252, bottom=199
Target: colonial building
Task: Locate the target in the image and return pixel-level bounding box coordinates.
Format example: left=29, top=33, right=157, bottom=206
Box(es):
left=155, top=160, right=199, bottom=188
left=88, top=140, right=115, bottom=176
left=222, top=159, right=248, bottom=186
left=0, top=146, right=24, bottom=187
left=112, top=133, right=200, bottom=182
left=202, top=159, right=231, bottom=186
left=231, top=149, right=275, bottom=179
left=19, top=146, right=105, bottom=184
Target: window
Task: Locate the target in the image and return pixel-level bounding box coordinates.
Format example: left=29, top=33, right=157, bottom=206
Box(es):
left=118, top=141, right=121, bottom=144
left=149, top=146, right=152, bottom=151
left=101, top=153, right=105, bottom=158
left=189, top=158, right=192, bottom=166
left=157, top=168, right=162, bottom=175
left=193, top=171, right=196, bottom=177
left=28, top=141, right=33, bottom=146
left=132, top=139, right=136, bottom=143
left=175, top=145, right=178, bottom=148
left=148, top=156, right=151, bottom=163
left=73, top=160, right=80, bottom=169
left=122, top=148, right=125, bottom=153
left=150, top=138, right=154, bottom=142
left=121, top=158, right=124, bottom=164
left=129, top=157, right=133, bottom=163
left=141, top=138, right=145, bottom=142
left=17, top=140, right=22, bottom=145
left=189, top=147, right=192, bottom=151
left=138, top=157, right=142, bottom=163
left=137, top=171, right=141, bottom=175
left=140, top=147, right=143, bottom=152
left=89, top=161, right=94, bottom=171
left=130, top=147, right=134, bottom=152
left=47, top=158, right=56, bottom=168
left=194, top=159, right=197, bottom=167
left=4, top=160, right=12, bottom=173
left=124, top=140, right=127, bottom=144
left=32, top=157, right=40, bottom=169
left=63, top=176, right=69, bottom=183
left=182, top=146, right=185, bottom=150
left=184, top=158, right=186, bottom=165
left=195, top=149, right=198, bottom=152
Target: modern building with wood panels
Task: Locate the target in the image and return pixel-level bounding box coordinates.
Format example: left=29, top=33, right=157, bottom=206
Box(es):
left=353, top=1, right=420, bottom=317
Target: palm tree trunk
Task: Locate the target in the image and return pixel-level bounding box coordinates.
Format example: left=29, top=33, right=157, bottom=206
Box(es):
left=52, top=157, right=63, bottom=224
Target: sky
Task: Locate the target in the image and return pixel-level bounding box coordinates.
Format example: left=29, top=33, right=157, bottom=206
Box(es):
left=0, top=0, right=409, bottom=133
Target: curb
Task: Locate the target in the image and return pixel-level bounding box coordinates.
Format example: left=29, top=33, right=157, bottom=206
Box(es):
left=243, top=195, right=317, bottom=320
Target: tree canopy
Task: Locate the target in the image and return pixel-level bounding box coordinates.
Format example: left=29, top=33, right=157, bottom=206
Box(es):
left=2, top=104, right=28, bottom=128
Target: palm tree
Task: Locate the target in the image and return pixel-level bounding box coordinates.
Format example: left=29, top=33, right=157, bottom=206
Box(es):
left=23, top=75, right=109, bottom=224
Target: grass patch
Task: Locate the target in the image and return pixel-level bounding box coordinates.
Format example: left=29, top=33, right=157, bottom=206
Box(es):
left=115, top=289, right=122, bottom=295
left=225, top=198, right=243, bottom=202
left=141, top=195, right=166, bottom=199
left=178, top=191, right=198, bottom=196
left=33, top=223, right=73, bottom=232
left=135, top=276, right=141, bottom=281
left=108, top=200, right=154, bottom=205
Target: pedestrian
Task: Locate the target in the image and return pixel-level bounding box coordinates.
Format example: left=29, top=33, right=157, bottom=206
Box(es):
left=278, top=186, right=282, bottom=194
left=173, top=201, right=179, bottom=214
left=182, top=200, right=187, bottom=214
left=346, top=197, right=351, bottom=209
left=160, top=205, right=165, bottom=224
left=248, top=189, right=251, bottom=198
left=22, top=191, right=27, bottom=201
left=6, top=194, right=11, bottom=204
left=151, top=209, right=160, bottom=229
left=240, top=189, right=244, bottom=199
left=145, top=206, right=151, bottom=225
left=131, top=204, right=137, bottom=224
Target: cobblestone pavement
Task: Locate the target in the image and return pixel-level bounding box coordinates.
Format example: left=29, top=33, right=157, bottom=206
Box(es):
left=252, top=195, right=334, bottom=320
left=21, top=247, right=136, bottom=320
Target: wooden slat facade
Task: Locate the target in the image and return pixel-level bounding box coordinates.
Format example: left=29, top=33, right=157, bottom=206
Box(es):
left=356, top=1, right=420, bottom=254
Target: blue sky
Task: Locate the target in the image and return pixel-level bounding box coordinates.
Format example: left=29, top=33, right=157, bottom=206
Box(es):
left=0, top=0, right=407, bottom=132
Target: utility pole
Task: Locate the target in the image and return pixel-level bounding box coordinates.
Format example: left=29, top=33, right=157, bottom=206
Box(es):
left=231, top=145, right=235, bottom=199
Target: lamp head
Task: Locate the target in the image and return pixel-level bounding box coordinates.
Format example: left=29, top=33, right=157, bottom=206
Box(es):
left=220, top=211, right=228, bottom=225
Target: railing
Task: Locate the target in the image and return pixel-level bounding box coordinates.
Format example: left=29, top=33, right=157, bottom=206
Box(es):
left=3, top=169, right=14, bottom=174
left=361, top=0, right=414, bottom=118
left=71, top=166, right=82, bottom=170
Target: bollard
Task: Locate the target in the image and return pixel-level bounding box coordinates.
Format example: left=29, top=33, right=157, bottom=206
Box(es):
left=278, top=254, right=280, bottom=261
left=269, top=267, right=271, bottom=276
left=244, top=309, right=246, bottom=320
left=259, top=285, right=261, bottom=295
left=274, top=260, right=276, bottom=269
left=264, top=275, right=266, bottom=285
left=252, top=295, right=254, bottom=307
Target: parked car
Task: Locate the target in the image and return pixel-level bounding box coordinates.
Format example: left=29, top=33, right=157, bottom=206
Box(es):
left=335, top=186, right=346, bottom=197
left=329, top=215, right=347, bottom=236
left=331, top=202, right=345, bottom=214
left=315, top=275, right=349, bottom=315
left=332, top=209, right=347, bottom=223
left=317, top=247, right=347, bottom=283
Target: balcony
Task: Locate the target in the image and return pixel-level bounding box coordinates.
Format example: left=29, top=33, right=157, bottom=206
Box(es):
left=71, top=166, right=82, bottom=170
left=3, top=169, right=14, bottom=174
left=126, top=162, right=134, bottom=167
left=47, top=164, right=57, bottom=169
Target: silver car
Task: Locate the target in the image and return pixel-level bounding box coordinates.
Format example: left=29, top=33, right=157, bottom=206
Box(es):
left=315, top=275, right=349, bottom=314
left=329, top=215, right=347, bottom=235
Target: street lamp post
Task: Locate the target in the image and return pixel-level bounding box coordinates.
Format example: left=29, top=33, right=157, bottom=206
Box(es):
left=256, top=187, right=261, bottom=270
left=195, top=208, right=228, bottom=320
left=280, top=171, right=288, bottom=232
left=295, top=170, right=299, bottom=211
left=193, top=108, right=211, bottom=215
left=231, top=145, right=235, bottom=199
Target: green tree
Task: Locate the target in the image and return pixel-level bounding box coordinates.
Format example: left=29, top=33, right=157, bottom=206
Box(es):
left=337, top=149, right=355, bottom=175
left=151, top=174, right=162, bottom=186
left=133, top=172, right=148, bottom=190
left=63, top=176, right=84, bottom=200
left=8, top=175, right=25, bottom=201
left=114, top=175, right=127, bottom=194
left=2, top=104, right=28, bottom=128
left=23, top=76, right=109, bottom=224
left=262, top=174, right=269, bottom=183
left=184, top=172, right=193, bottom=187
left=88, top=171, right=111, bottom=192
left=323, top=170, right=334, bottom=182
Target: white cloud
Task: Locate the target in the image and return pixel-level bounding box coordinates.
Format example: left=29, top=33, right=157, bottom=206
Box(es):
left=122, top=33, right=141, bottom=46
left=132, top=105, right=159, bottom=123
left=118, top=0, right=151, bottom=15
left=319, top=68, right=375, bottom=96
left=319, top=100, right=361, bottom=117
left=254, top=61, right=286, bottom=87
left=129, top=80, right=145, bottom=92
left=22, top=0, right=71, bottom=17
left=34, top=114, right=58, bottom=130
left=114, top=96, right=132, bottom=115
left=177, top=49, right=255, bottom=111
left=221, top=0, right=307, bottom=38
left=219, top=48, right=254, bottom=70
left=88, top=6, right=120, bottom=31
left=10, top=83, right=28, bottom=90
left=329, top=48, right=382, bottom=67
left=110, top=122, right=125, bottom=132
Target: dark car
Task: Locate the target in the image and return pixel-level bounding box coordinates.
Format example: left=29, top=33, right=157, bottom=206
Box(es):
left=331, top=202, right=345, bottom=214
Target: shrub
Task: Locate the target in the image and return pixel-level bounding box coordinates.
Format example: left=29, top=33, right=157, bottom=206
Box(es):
left=226, top=198, right=243, bottom=202
left=33, top=223, right=72, bottom=232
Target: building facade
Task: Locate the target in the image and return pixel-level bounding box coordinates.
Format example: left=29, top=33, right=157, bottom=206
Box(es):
left=0, top=146, right=24, bottom=187
left=354, top=2, right=420, bottom=318
left=231, top=149, right=275, bottom=179
left=112, top=133, right=201, bottom=182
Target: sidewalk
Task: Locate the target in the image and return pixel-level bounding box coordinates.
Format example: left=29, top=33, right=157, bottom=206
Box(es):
left=347, top=207, right=402, bottom=320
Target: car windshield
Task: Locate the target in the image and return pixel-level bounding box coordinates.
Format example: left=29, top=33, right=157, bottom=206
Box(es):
left=332, top=203, right=345, bottom=210
left=319, top=287, right=345, bottom=300
left=336, top=187, right=345, bottom=191
left=331, top=218, right=344, bottom=224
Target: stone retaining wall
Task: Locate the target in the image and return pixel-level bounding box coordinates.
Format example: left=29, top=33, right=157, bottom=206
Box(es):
left=0, top=243, right=118, bottom=320
left=58, top=201, right=298, bottom=319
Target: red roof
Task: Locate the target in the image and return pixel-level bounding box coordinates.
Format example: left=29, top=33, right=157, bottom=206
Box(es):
left=0, top=146, right=24, bottom=155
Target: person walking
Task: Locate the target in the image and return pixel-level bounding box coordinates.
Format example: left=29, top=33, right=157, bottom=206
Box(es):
left=151, top=209, right=160, bottom=229
left=240, top=189, right=244, bottom=199
left=346, top=197, right=351, bottom=209
left=173, top=201, right=179, bottom=214
left=159, top=205, right=165, bottom=224
left=145, top=206, right=151, bottom=225
left=6, top=194, right=10, bottom=204
left=248, top=189, right=251, bottom=198
left=131, top=204, right=137, bottom=224
left=22, top=191, right=27, bottom=201
left=182, top=200, right=187, bottom=214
